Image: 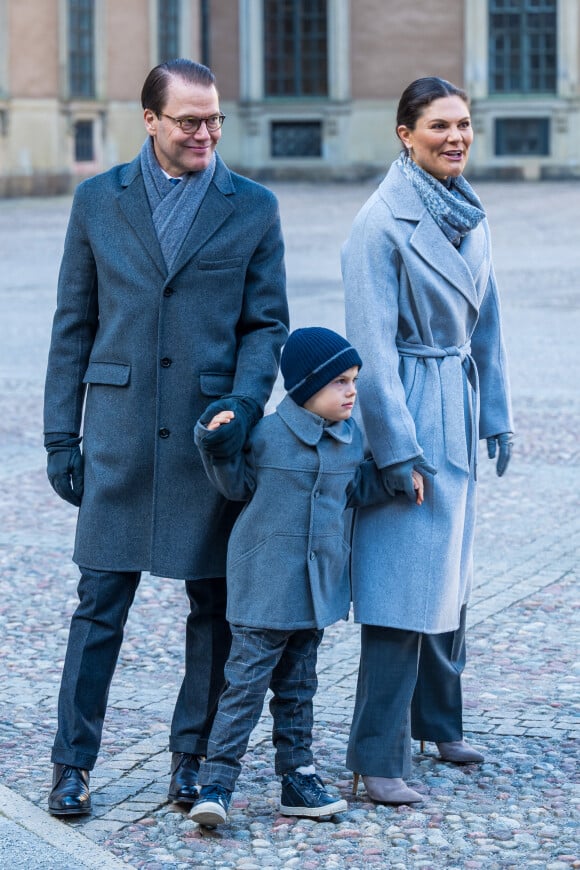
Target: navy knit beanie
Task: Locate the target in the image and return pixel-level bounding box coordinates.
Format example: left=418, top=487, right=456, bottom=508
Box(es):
left=280, top=327, right=363, bottom=406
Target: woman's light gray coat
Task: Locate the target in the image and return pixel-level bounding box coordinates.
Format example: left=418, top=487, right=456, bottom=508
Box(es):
left=44, top=153, right=288, bottom=580
left=195, top=395, right=392, bottom=630
left=342, top=161, right=513, bottom=633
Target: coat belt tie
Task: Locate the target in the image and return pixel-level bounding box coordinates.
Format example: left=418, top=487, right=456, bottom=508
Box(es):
left=396, top=339, right=480, bottom=474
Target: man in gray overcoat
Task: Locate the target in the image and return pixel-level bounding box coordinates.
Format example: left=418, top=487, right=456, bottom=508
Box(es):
left=43, top=59, right=289, bottom=816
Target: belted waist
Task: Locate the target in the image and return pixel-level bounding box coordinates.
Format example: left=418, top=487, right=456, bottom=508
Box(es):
left=397, top=339, right=477, bottom=390
left=396, top=339, right=472, bottom=362
left=396, top=339, right=479, bottom=474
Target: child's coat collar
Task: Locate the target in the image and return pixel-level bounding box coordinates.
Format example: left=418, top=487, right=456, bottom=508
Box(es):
left=276, top=394, right=354, bottom=446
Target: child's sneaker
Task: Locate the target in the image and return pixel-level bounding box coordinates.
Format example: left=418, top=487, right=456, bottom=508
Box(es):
left=190, top=783, right=231, bottom=827
left=280, top=770, right=347, bottom=818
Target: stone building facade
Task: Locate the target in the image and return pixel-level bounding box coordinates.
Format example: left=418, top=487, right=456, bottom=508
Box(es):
left=1, top=0, right=578, bottom=194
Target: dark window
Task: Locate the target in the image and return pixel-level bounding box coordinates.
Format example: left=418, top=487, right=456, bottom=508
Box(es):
left=74, top=120, right=94, bottom=161
left=159, top=0, right=180, bottom=63
left=200, top=0, right=211, bottom=67
left=489, top=0, right=557, bottom=94
left=264, top=0, right=328, bottom=97
left=495, top=117, right=550, bottom=155
left=271, top=121, right=322, bottom=157
left=69, top=0, right=95, bottom=98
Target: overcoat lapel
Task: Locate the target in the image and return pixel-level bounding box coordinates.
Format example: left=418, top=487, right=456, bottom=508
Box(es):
left=458, top=226, right=489, bottom=289
left=116, top=153, right=236, bottom=283
left=382, top=163, right=482, bottom=311
left=410, top=219, right=480, bottom=310
left=117, top=157, right=167, bottom=278
left=168, top=180, right=234, bottom=280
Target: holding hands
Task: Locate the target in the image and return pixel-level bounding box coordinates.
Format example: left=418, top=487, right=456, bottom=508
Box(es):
left=198, top=396, right=261, bottom=459
left=206, top=410, right=235, bottom=430
left=380, top=454, right=436, bottom=505
left=411, top=470, right=424, bottom=506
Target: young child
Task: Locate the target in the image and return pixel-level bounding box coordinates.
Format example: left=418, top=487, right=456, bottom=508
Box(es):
left=190, top=327, right=423, bottom=827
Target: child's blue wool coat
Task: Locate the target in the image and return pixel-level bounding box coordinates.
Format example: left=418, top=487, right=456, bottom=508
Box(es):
left=195, top=394, right=393, bottom=630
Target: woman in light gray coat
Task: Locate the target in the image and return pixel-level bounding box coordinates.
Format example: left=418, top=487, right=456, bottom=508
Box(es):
left=342, top=77, right=514, bottom=805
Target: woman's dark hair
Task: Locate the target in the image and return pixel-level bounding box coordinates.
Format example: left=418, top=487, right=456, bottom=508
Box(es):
left=396, top=76, right=469, bottom=136
left=141, top=59, right=217, bottom=114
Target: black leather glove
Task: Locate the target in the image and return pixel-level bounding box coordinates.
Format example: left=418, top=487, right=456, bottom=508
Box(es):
left=198, top=396, right=262, bottom=460
left=380, top=455, right=437, bottom=502
left=486, top=432, right=513, bottom=477
left=45, top=433, right=84, bottom=507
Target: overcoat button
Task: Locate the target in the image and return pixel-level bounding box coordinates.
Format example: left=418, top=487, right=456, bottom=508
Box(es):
left=163, top=286, right=174, bottom=297
left=310, top=552, right=316, bottom=560
left=159, top=428, right=170, bottom=438
left=160, top=357, right=172, bottom=367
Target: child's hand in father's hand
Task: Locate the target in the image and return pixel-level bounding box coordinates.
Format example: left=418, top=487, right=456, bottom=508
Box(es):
left=207, top=411, right=235, bottom=431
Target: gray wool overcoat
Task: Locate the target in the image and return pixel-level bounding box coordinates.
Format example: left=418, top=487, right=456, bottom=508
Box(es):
left=44, top=152, right=289, bottom=580
left=195, top=395, right=394, bottom=630
left=342, top=160, right=513, bottom=633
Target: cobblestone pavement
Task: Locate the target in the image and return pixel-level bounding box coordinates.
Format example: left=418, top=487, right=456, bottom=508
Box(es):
left=0, top=180, right=578, bottom=869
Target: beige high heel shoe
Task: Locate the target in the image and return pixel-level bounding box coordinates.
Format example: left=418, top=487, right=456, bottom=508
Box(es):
left=419, top=739, right=484, bottom=763
left=436, top=740, right=484, bottom=763
left=352, top=772, right=422, bottom=804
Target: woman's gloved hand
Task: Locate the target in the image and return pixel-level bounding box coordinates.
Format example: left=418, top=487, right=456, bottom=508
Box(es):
left=380, top=455, right=437, bottom=501
left=486, top=433, right=513, bottom=477
left=198, top=396, right=261, bottom=460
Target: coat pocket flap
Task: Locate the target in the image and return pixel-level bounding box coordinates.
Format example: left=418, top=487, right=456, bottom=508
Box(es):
left=199, top=371, right=235, bottom=397
left=83, top=361, right=131, bottom=386
left=197, top=257, right=244, bottom=270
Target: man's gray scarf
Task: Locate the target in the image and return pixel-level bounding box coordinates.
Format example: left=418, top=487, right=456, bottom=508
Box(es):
left=397, top=152, right=485, bottom=246
left=140, top=137, right=216, bottom=269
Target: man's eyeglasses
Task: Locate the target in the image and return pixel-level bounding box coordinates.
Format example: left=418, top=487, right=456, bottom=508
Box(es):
left=158, top=113, right=226, bottom=134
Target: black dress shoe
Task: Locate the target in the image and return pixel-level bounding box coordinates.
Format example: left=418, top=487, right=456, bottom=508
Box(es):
left=167, top=752, right=201, bottom=805
left=48, top=764, right=91, bottom=816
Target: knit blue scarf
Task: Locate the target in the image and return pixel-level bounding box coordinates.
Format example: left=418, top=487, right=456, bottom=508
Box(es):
left=140, top=137, right=216, bottom=270
left=397, top=152, right=485, bottom=246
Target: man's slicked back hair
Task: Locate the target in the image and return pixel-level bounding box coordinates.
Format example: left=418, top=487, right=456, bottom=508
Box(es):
left=141, top=59, right=217, bottom=114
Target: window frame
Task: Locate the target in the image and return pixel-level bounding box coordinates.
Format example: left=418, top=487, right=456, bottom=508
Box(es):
left=263, top=0, right=329, bottom=98
left=68, top=0, right=95, bottom=99
left=488, top=0, right=557, bottom=95
left=158, top=0, right=180, bottom=63
left=74, top=118, right=95, bottom=161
